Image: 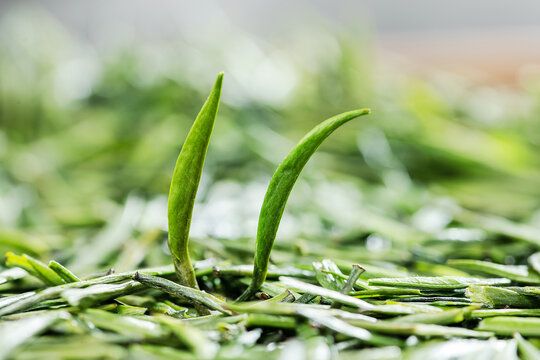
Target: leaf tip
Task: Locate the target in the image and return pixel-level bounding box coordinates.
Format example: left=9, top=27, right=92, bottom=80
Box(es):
left=215, top=72, right=224, bottom=87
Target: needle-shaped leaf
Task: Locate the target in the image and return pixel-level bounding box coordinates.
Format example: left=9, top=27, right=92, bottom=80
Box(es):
left=0, top=311, right=69, bottom=359
left=278, top=276, right=375, bottom=311
left=389, top=306, right=477, bottom=325
left=167, top=73, right=223, bottom=289
left=5, top=252, right=65, bottom=286
left=237, top=109, right=371, bottom=300
left=0, top=267, right=27, bottom=285
left=156, top=314, right=219, bottom=359
left=48, top=260, right=81, bottom=283
left=62, top=281, right=143, bottom=308
left=133, top=272, right=231, bottom=315
left=514, top=333, right=540, bottom=360
left=466, top=286, right=540, bottom=308
left=368, top=276, right=510, bottom=289
left=477, top=316, right=540, bottom=336
left=447, top=259, right=540, bottom=284
left=528, top=252, right=540, bottom=275
left=471, top=309, right=540, bottom=318
left=347, top=319, right=493, bottom=338
left=313, top=259, right=346, bottom=292
left=245, top=313, right=297, bottom=329
left=81, top=309, right=169, bottom=339
left=295, top=307, right=400, bottom=346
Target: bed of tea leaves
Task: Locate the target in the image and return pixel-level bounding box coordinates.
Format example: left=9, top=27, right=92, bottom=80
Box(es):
left=2, top=9, right=540, bottom=360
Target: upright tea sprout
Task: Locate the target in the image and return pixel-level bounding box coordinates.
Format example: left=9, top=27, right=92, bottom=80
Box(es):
left=168, top=73, right=223, bottom=290
left=237, top=109, right=371, bottom=301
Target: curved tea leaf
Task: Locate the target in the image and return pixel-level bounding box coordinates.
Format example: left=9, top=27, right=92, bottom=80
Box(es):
left=5, top=252, right=65, bottom=286
left=167, top=73, right=223, bottom=289
left=237, top=109, right=370, bottom=300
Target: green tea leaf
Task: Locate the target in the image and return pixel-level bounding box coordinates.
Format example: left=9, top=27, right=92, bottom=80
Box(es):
left=48, top=260, right=81, bottom=283
left=296, top=307, right=399, bottom=346
left=237, top=109, right=370, bottom=300
left=368, top=276, right=510, bottom=289
left=156, top=314, right=218, bottom=359
left=0, top=267, right=27, bottom=285
left=313, top=259, right=346, bottom=292
left=389, top=306, right=476, bottom=325
left=62, top=281, right=143, bottom=308
left=0, top=311, right=69, bottom=359
left=339, top=346, right=401, bottom=360
left=0, top=265, right=175, bottom=316
left=352, top=288, right=422, bottom=298
left=370, top=302, right=443, bottom=316
left=466, top=286, right=540, bottom=308
left=404, top=338, right=517, bottom=360
left=5, top=253, right=65, bottom=286
left=471, top=309, right=540, bottom=318
left=477, top=317, right=540, bottom=336
left=514, top=333, right=540, bottom=360
left=341, top=264, right=366, bottom=295
left=528, top=252, right=540, bottom=275
left=447, top=259, right=540, bottom=284
left=244, top=313, right=297, bottom=329
left=133, top=272, right=231, bottom=315
left=348, top=319, right=493, bottom=338
left=279, top=276, right=375, bottom=311
left=167, top=73, right=223, bottom=290
left=5, top=252, right=42, bottom=280
left=456, top=209, right=540, bottom=246
left=81, top=309, right=169, bottom=339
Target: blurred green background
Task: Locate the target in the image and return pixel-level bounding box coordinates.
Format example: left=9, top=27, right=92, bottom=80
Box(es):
left=1, top=2, right=540, bottom=275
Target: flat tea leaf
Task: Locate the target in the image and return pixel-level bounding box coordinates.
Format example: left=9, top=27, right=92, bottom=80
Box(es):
left=447, top=259, right=540, bottom=284
left=405, top=338, right=517, bottom=360
left=368, top=276, right=510, bottom=289
left=0, top=267, right=27, bottom=285
left=296, top=307, right=399, bottom=346
left=347, top=319, right=493, bottom=338
left=0, top=311, right=69, bottom=359
left=48, top=260, right=81, bottom=283
left=514, top=333, right=540, bottom=360
left=62, top=281, right=144, bottom=308
left=389, top=306, right=476, bottom=325
left=471, top=309, right=540, bottom=318
left=5, top=253, right=65, bottom=286
left=528, top=252, right=540, bottom=276
left=466, top=286, right=540, bottom=308
left=81, top=309, right=169, bottom=339
left=279, top=276, right=375, bottom=311
left=477, top=317, right=540, bottom=336
left=133, top=272, right=231, bottom=315
left=313, top=259, right=346, bottom=292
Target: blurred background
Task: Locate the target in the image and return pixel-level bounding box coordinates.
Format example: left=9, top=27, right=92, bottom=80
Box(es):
left=1, top=1, right=540, bottom=274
